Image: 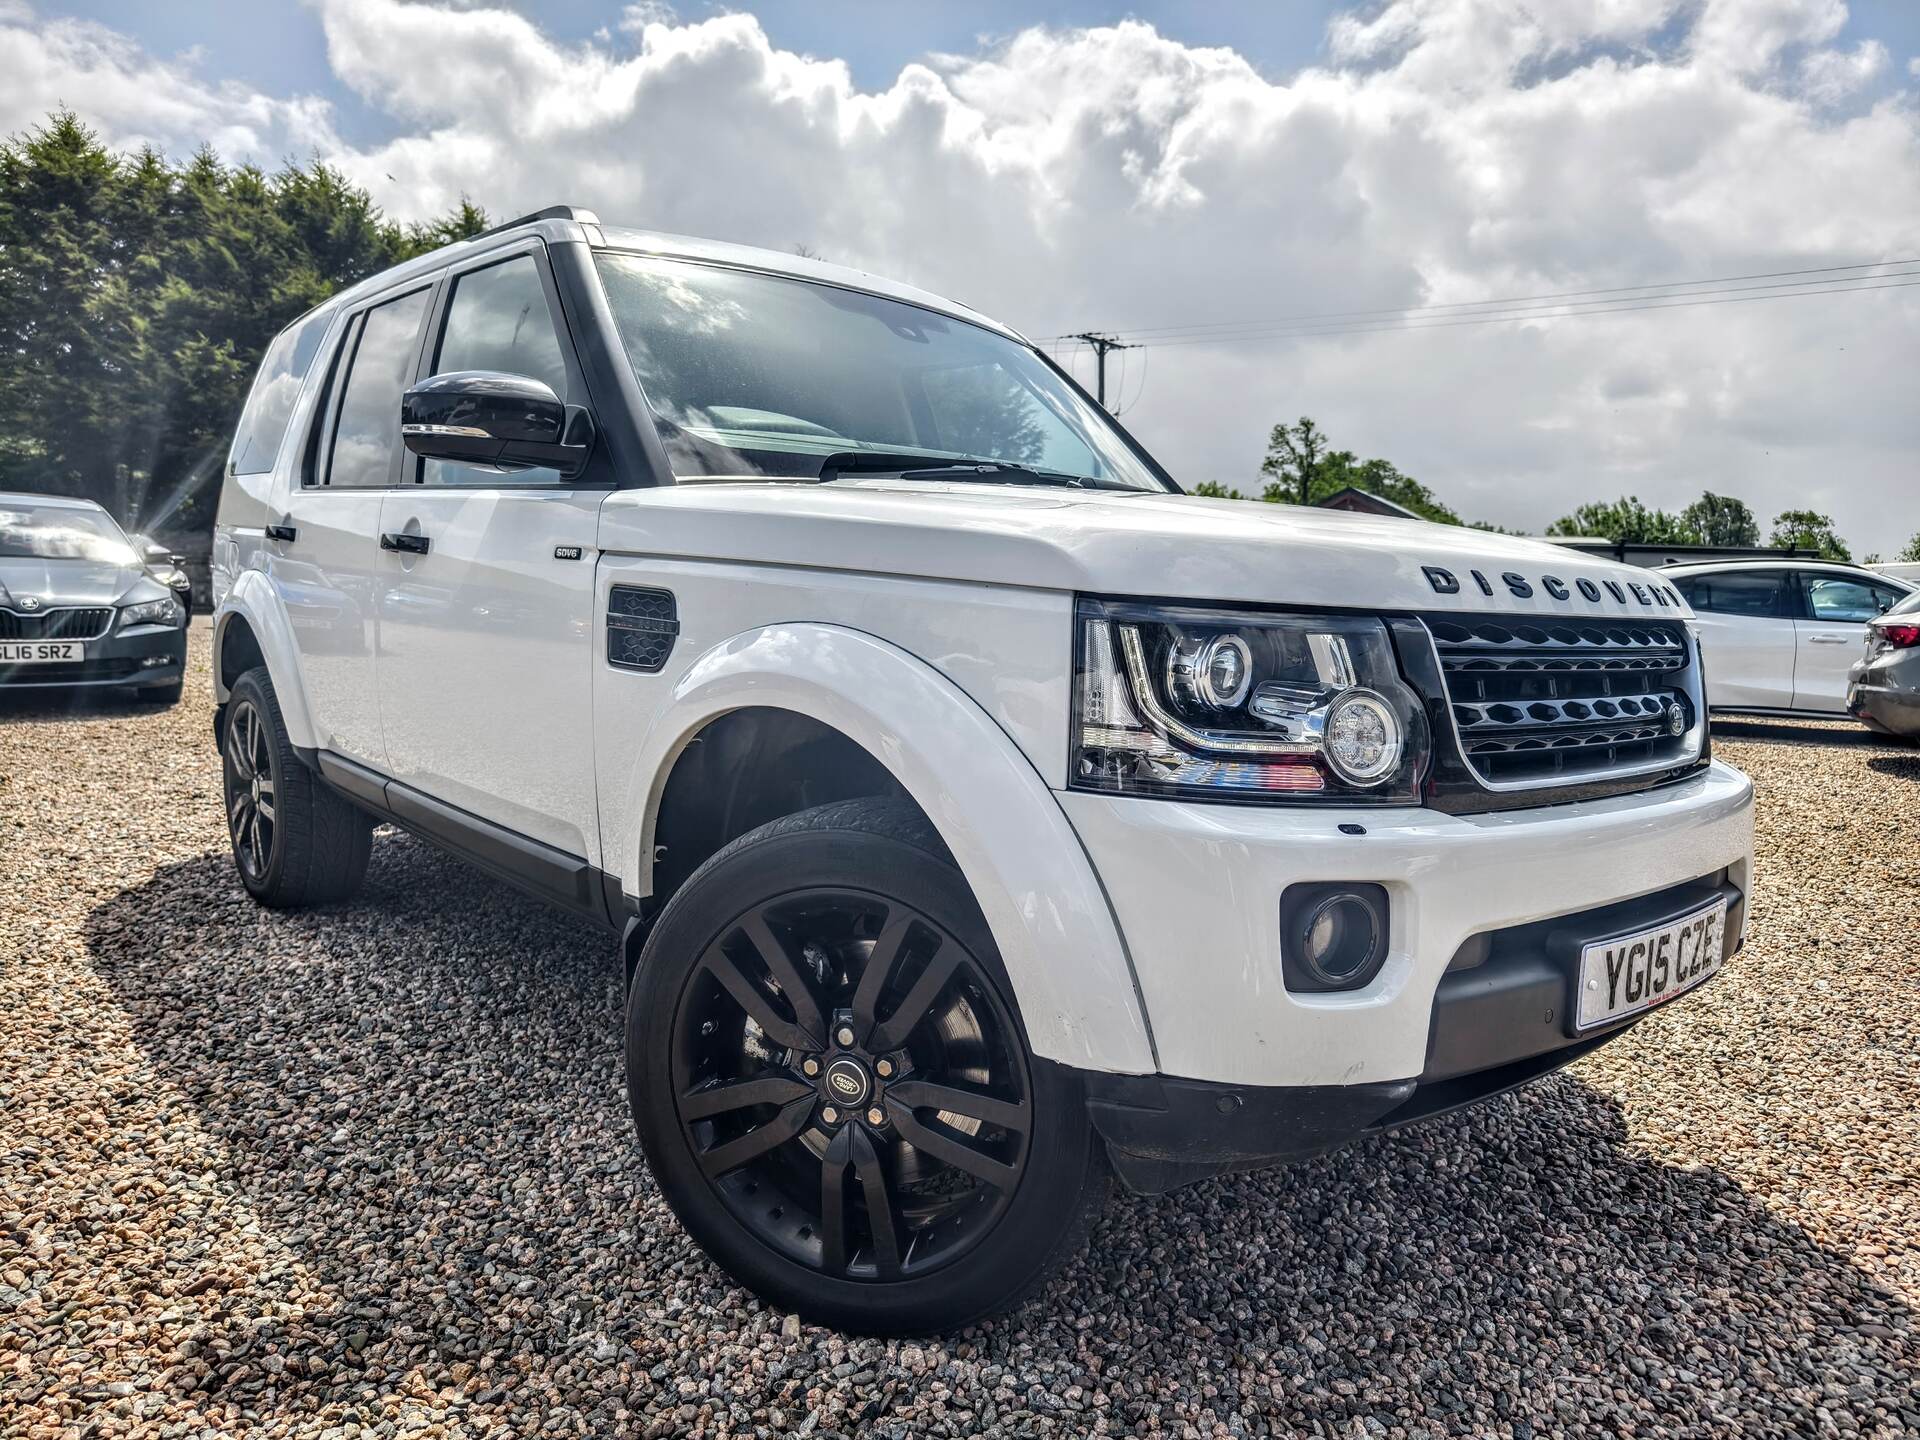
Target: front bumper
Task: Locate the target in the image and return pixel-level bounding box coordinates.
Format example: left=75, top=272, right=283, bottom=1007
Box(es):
left=0, top=622, right=187, bottom=690
left=1077, top=869, right=1744, bottom=1191
left=1059, top=758, right=1755, bottom=1093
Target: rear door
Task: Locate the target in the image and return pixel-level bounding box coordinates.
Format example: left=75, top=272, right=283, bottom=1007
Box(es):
left=1792, top=571, right=1910, bottom=713
left=276, top=285, right=434, bottom=765
left=1672, top=568, right=1795, bottom=710
left=375, top=245, right=606, bottom=862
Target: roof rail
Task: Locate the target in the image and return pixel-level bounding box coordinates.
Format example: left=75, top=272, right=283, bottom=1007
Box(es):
left=468, top=204, right=601, bottom=244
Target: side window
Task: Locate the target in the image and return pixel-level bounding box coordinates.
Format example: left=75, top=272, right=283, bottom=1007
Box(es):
left=230, top=309, right=331, bottom=474
left=423, top=255, right=570, bottom=486
left=917, top=361, right=1097, bottom=476
left=325, top=289, right=432, bottom=488
left=1805, top=575, right=1900, bottom=622
left=1686, top=571, right=1783, bottom=617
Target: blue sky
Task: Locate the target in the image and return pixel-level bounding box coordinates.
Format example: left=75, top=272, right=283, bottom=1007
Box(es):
left=66, top=1, right=1343, bottom=148
left=55, top=1, right=1920, bottom=156
left=13, top=1, right=1920, bottom=545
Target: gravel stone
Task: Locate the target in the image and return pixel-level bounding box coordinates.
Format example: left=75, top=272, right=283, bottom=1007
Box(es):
left=2, top=625, right=1916, bottom=1437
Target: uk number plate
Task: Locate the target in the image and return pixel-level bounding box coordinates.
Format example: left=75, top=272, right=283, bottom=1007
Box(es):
left=0, top=640, right=83, bottom=663
left=1576, top=898, right=1728, bottom=1031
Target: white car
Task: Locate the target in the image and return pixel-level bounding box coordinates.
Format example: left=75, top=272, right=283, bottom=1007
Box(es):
left=210, top=207, right=1755, bottom=1334
left=1661, top=560, right=1911, bottom=717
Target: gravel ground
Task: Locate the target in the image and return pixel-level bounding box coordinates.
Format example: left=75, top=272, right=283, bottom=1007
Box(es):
left=2, top=622, right=1916, bottom=1439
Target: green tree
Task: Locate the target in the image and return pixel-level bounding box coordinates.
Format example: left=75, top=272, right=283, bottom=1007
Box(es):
left=1898, top=532, right=1920, bottom=563
left=1319, top=453, right=1461, bottom=525
left=1545, top=497, right=1701, bottom=546
left=1258, top=416, right=1331, bottom=507
left=1769, top=509, right=1851, bottom=561
left=1247, top=417, right=1460, bottom=523
left=1191, top=481, right=1245, bottom=499
left=0, top=110, right=484, bottom=544
left=1679, top=491, right=1759, bottom=547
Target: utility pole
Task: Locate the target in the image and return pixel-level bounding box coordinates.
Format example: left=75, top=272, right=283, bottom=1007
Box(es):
left=1065, top=332, right=1138, bottom=411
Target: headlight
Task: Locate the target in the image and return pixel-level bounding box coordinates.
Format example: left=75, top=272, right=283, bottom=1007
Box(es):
left=1071, top=598, right=1430, bottom=803
left=120, top=595, right=184, bottom=629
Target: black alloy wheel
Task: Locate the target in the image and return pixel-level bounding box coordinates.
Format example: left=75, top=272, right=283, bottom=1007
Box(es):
left=672, top=886, right=1031, bottom=1282
left=628, top=798, right=1109, bottom=1334
left=223, top=696, right=277, bottom=882
left=220, top=666, right=372, bottom=907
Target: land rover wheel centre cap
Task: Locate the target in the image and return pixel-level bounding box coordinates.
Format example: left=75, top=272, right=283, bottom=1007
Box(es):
left=821, top=1056, right=871, bottom=1107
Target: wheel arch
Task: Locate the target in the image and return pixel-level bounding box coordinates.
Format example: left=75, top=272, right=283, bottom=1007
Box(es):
left=213, top=572, right=318, bottom=751
left=618, top=622, right=1156, bottom=1076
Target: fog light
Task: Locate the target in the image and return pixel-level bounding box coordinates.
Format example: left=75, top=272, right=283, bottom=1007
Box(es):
left=1281, top=882, right=1390, bottom=993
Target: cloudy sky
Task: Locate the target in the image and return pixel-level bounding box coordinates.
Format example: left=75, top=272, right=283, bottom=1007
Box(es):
left=7, top=0, right=1919, bottom=549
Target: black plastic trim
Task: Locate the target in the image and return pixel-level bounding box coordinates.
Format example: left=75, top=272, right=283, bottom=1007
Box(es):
left=299, top=746, right=617, bottom=931
left=1083, top=1071, right=1416, bottom=1194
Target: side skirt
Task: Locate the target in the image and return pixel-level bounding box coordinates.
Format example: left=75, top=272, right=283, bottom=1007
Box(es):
left=297, top=746, right=624, bottom=934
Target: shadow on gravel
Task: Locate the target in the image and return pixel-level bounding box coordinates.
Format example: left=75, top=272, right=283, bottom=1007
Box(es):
left=1867, top=752, right=1920, bottom=780
left=85, top=833, right=1918, bottom=1434
left=0, top=688, right=171, bottom=725
left=1710, top=716, right=1880, bottom=747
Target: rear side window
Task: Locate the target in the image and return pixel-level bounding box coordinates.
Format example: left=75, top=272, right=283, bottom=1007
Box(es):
left=1804, top=575, right=1903, bottom=622
left=325, top=289, right=432, bottom=488
left=1678, top=571, right=1783, bottom=617
left=422, top=256, right=571, bottom=486
left=229, top=310, right=331, bottom=474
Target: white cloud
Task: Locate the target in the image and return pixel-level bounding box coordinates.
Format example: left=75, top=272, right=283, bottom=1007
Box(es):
left=0, top=5, right=338, bottom=159
left=6, top=0, right=1919, bottom=550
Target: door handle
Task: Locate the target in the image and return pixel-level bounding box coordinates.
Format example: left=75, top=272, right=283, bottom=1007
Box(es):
left=1807, top=634, right=1852, bottom=644
left=265, top=524, right=296, bottom=543
left=380, top=532, right=430, bottom=555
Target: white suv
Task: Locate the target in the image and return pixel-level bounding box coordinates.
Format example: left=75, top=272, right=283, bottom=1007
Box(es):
left=211, top=207, right=1756, bottom=1333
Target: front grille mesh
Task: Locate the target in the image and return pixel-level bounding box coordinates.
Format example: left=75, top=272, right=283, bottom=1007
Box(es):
left=0, top=607, right=113, bottom=641
left=1425, top=617, right=1697, bottom=787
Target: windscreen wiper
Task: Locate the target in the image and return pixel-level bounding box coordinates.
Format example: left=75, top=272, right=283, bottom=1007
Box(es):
left=816, top=450, right=1108, bottom=488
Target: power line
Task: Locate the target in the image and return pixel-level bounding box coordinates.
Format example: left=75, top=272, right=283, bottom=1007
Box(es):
left=1058, top=274, right=1920, bottom=351
left=1041, top=257, right=1920, bottom=347
left=1063, top=331, right=1138, bottom=409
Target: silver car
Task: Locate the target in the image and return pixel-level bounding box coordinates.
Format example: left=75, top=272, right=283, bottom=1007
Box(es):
left=1848, top=589, right=1920, bottom=742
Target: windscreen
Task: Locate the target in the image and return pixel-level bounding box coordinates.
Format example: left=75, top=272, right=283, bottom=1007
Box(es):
left=595, top=253, right=1166, bottom=490
left=0, top=503, right=136, bottom=564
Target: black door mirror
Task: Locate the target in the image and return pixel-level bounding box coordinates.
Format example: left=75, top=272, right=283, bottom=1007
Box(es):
left=401, top=370, right=596, bottom=479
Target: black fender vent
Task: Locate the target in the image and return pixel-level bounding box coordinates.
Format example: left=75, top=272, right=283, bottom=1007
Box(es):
left=607, top=585, right=680, bottom=673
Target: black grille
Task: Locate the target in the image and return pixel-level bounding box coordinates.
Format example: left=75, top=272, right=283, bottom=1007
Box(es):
left=0, top=607, right=113, bottom=641
left=1424, top=616, right=1699, bottom=789
left=606, top=586, right=679, bottom=673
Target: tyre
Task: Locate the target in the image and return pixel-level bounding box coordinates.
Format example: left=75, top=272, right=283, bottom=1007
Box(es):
left=627, top=798, right=1109, bottom=1335
left=222, top=666, right=372, bottom=907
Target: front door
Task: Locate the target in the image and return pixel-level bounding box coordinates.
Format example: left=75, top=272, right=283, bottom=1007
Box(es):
left=277, top=286, right=435, bottom=766
left=375, top=248, right=605, bottom=862
left=1792, top=571, right=1908, bottom=713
